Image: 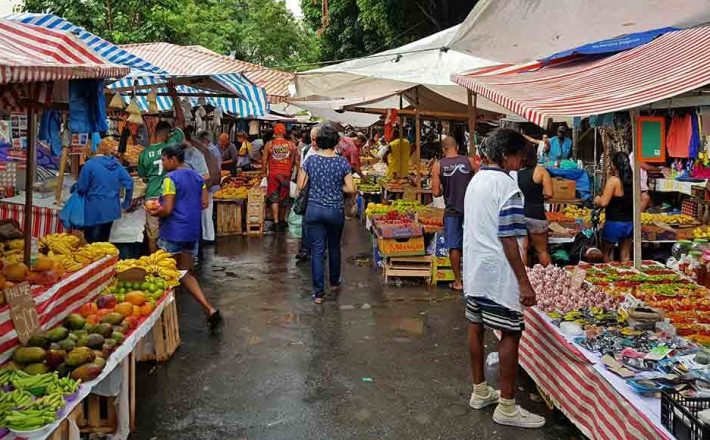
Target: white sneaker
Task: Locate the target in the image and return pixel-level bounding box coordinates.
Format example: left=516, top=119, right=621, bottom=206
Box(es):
left=493, top=405, right=546, bottom=428
left=469, top=387, right=500, bottom=409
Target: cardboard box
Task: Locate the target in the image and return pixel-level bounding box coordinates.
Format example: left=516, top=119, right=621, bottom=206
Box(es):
left=378, top=236, right=425, bottom=257
left=551, top=178, right=576, bottom=200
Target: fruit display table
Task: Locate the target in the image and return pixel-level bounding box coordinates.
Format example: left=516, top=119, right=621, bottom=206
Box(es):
left=4, top=290, right=175, bottom=440
left=0, top=256, right=118, bottom=363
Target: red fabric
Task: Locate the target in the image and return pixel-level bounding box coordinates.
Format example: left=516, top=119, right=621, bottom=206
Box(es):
left=666, top=114, right=692, bottom=158
left=384, top=109, right=398, bottom=142
left=267, top=138, right=295, bottom=177
left=337, top=137, right=360, bottom=170
left=519, top=309, right=671, bottom=440
left=0, top=201, right=65, bottom=237
left=266, top=174, right=290, bottom=205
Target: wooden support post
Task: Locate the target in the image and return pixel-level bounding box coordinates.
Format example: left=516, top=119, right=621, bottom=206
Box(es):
left=55, top=147, right=69, bottom=205
left=467, top=91, right=477, bottom=155
left=24, top=104, right=36, bottom=266
left=630, top=110, right=642, bottom=269
left=415, top=107, right=421, bottom=191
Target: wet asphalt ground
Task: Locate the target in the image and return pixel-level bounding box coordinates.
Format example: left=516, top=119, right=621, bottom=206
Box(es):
left=132, top=220, right=581, bottom=440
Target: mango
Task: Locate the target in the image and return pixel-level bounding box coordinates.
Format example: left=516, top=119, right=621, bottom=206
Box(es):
left=26, top=334, right=49, bottom=348
left=94, top=323, right=114, bottom=338
left=56, top=362, right=72, bottom=378
left=65, top=346, right=95, bottom=367
left=45, top=326, right=69, bottom=342
left=70, top=363, right=103, bottom=381
left=58, top=338, right=76, bottom=351
left=12, top=347, right=46, bottom=364
left=46, top=349, right=66, bottom=369
left=86, top=334, right=105, bottom=350
left=100, top=312, right=124, bottom=326
left=94, top=357, right=106, bottom=369
left=125, top=291, right=146, bottom=306
left=65, top=314, right=86, bottom=330
left=111, top=332, right=125, bottom=344
left=24, top=362, right=50, bottom=375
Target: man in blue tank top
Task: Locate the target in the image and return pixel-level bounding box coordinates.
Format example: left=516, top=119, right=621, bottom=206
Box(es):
left=431, top=137, right=476, bottom=291
left=147, top=146, right=221, bottom=328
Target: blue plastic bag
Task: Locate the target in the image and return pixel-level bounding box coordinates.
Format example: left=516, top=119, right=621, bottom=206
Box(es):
left=59, top=191, right=86, bottom=229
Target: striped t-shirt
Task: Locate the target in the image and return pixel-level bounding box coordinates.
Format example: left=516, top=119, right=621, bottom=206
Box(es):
left=498, top=192, right=527, bottom=238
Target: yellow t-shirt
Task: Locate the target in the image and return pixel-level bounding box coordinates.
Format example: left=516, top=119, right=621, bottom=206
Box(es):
left=387, top=138, right=411, bottom=178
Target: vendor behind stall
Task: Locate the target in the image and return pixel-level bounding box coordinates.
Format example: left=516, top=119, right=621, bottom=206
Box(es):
left=594, top=152, right=633, bottom=262
left=431, top=137, right=475, bottom=291
left=548, top=126, right=573, bottom=161
left=383, top=137, right=411, bottom=178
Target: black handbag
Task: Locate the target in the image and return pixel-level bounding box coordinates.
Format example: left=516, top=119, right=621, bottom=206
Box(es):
left=293, top=177, right=309, bottom=215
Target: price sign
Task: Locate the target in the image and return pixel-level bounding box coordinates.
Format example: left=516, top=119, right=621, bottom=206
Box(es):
left=570, top=267, right=587, bottom=291
left=5, top=283, right=40, bottom=345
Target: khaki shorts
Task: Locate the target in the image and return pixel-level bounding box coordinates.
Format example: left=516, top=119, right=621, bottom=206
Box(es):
left=145, top=211, right=160, bottom=240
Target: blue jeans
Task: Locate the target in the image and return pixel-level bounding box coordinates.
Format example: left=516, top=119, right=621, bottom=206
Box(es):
left=299, top=218, right=310, bottom=255
left=306, top=204, right=344, bottom=298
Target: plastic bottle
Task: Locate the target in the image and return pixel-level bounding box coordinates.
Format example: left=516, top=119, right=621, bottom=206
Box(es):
left=485, top=352, right=500, bottom=383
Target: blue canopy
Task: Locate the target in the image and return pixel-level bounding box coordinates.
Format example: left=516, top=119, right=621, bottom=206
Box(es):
left=543, top=27, right=679, bottom=62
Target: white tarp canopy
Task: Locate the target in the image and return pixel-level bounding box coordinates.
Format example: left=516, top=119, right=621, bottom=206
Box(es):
left=450, top=0, right=710, bottom=63
left=294, top=25, right=507, bottom=115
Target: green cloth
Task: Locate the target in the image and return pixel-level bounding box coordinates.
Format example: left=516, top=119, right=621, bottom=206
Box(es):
left=137, top=128, right=184, bottom=198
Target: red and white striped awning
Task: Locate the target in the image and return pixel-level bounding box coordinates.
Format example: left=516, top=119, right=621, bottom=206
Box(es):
left=120, top=43, right=294, bottom=102
left=0, top=18, right=129, bottom=85
left=452, top=26, right=710, bottom=126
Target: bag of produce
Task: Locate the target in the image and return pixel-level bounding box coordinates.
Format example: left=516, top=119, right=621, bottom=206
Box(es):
left=287, top=210, right=303, bottom=239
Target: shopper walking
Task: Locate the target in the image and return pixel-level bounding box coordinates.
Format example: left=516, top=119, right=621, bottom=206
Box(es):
left=463, top=128, right=545, bottom=429
left=595, top=152, right=634, bottom=262
left=263, top=123, right=298, bottom=233
left=430, top=137, right=475, bottom=291
left=76, top=139, right=134, bottom=243
left=297, top=124, right=355, bottom=304
left=146, top=146, right=221, bottom=327
left=517, top=143, right=553, bottom=266
left=193, top=130, right=222, bottom=243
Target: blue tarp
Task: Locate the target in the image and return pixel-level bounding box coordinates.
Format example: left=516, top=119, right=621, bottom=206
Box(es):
left=547, top=167, right=591, bottom=200
left=543, top=27, right=678, bottom=62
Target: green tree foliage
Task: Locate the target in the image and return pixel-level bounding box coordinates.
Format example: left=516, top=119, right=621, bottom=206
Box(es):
left=301, top=0, right=477, bottom=63
left=20, top=0, right=319, bottom=70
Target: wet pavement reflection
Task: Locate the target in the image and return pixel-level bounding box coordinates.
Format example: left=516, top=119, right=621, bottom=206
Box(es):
left=132, top=221, right=580, bottom=440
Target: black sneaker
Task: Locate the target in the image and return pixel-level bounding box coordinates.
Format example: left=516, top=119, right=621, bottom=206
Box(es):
left=277, top=221, right=288, bottom=232
left=295, top=252, right=310, bottom=262
left=207, top=310, right=223, bottom=328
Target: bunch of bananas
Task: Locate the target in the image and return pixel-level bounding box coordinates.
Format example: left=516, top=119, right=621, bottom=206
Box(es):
left=117, top=250, right=181, bottom=287
left=46, top=254, right=83, bottom=273
left=38, top=233, right=80, bottom=255
left=641, top=213, right=696, bottom=225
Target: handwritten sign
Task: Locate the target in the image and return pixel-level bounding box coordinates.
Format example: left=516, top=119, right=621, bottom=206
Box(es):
left=5, top=283, right=40, bottom=345
left=570, top=267, right=587, bottom=291
left=378, top=236, right=425, bottom=257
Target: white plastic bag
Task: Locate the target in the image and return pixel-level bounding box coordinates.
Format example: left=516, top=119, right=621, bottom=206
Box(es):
left=260, top=177, right=268, bottom=188
left=109, top=209, right=146, bottom=243
left=290, top=181, right=299, bottom=199
left=287, top=210, right=303, bottom=238
left=431, top=196, right=446, bottom=209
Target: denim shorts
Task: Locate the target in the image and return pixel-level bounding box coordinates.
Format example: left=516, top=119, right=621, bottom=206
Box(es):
left=157, top=238, right=196, bottom=255
left=444, top=215, right=464, bottom=250
left=602, top=221, right=633, bottom=244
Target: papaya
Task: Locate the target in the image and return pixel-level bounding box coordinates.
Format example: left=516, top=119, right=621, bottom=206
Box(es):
left=102, top=340, right=117, bottom=357
left=65, top=346, right=95, bottom=367
left=114, top=302, right=134, bottom=318
left=100, top=312, right=124, bottom=325
left=13, top=347, right=46, bottom=364
left=55, top=362, right=72, bottom=378
left=86, top=334, right=105, bottom=349
left=3, top=361, right=22, bottom=370
left=93, top=357, right=107, bottom=369
left=65, top=314, right=86, bottom=330
left=27, top=334, right=49, bottom=348
left=46, top=349, right=66, bottom=369
left=111, top=332, right=125, bottom=344
left=58, top=338, right=76, bottom=351
left=70, top=363, right=103, bottom=381
left=76, top=335, right=89, bottom=347
left=94, top=323, right=113, bottom=338
left=45, top=326, right=69, bottom=342
left=32, top=254, right=53, bottom=272
left=92, top=350, right=104, bottom=360
left=24, top=362, right=50, bottom=375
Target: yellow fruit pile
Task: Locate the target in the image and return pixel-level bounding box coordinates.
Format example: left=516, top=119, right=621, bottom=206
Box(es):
left=37, top=234, right=118, bottom=272
left=563, top=206, right=591, bottom=219
left=39, top=233, right=81, bottom=255
left=641, top=213, right=696, bottom=225
left=694, top=226, right=710, bottom=239
left=214, top=187, right=248, bottom=200
left=116, top=250, right=181, bottom=287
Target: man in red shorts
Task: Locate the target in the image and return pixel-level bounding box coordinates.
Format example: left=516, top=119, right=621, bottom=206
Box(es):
left=263, top=123, right=298, bottom=233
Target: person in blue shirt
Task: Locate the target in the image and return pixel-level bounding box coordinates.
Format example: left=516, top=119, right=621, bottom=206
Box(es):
left=547, top=126, right=573, bottom=161
left=76, top=139, right=134, bottom=243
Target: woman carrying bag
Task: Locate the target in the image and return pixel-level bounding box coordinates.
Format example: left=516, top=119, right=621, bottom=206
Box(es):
left=297, top=123, right=356, bottom=304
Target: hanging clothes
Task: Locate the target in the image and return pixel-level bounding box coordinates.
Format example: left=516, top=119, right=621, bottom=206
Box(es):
left=248, top=120, right=259, bottom=136
left=667, top=113, right=693, bottom=158
left=68, top=79, right=108, bottom=134
left=384, top=109, right=399, bottom=142
left=38, top=109, right=62, bottom=156
left=690, top=112, right=701, bottom=158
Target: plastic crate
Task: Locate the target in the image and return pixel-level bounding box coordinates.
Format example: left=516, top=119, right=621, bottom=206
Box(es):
left=661, top=390, right=710, bottom=440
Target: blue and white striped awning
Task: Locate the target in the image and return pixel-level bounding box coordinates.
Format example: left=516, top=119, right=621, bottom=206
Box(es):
left=4, top=13, right=166, bottom=75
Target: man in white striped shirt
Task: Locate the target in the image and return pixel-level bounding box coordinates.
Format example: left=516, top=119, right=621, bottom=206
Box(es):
left=463, top=129, right=545, bottom=429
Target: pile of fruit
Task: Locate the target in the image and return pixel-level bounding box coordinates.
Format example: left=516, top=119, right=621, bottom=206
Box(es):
left=115, top=250, right=181, bottom=288
left=356, top=182, right=380, bottom=193
left=364, top=200, right=423, bottom=217
left=546, top=211, right=575, bottom=222
left=693, top=225, right=710, bottom=239
left=563, top=206, right=591, bottom=220
left=0, top=370, right=80, bottom=432
left=417, top=207, right=444, bottom=228
left=372, top=211, right=413, bottom=225
left=641, top=212, right=696, bottom=225
left=214, top=186, right=248, bottom=200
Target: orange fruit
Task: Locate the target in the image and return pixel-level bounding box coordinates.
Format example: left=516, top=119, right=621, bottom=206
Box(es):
left=79, top=302, right=98, bottom=318
left=86, top=314, right=99, bottom=325
left=115, top=302, right=134, bottom=318
left=139, top=302, right=155, bottom=316
left=125, top=291, right=146, bottom=306
left=132, top=305, right=142, bottom=317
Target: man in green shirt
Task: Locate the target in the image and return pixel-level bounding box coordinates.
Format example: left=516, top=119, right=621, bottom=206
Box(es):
left=138, top=121, right=184, bottom=253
